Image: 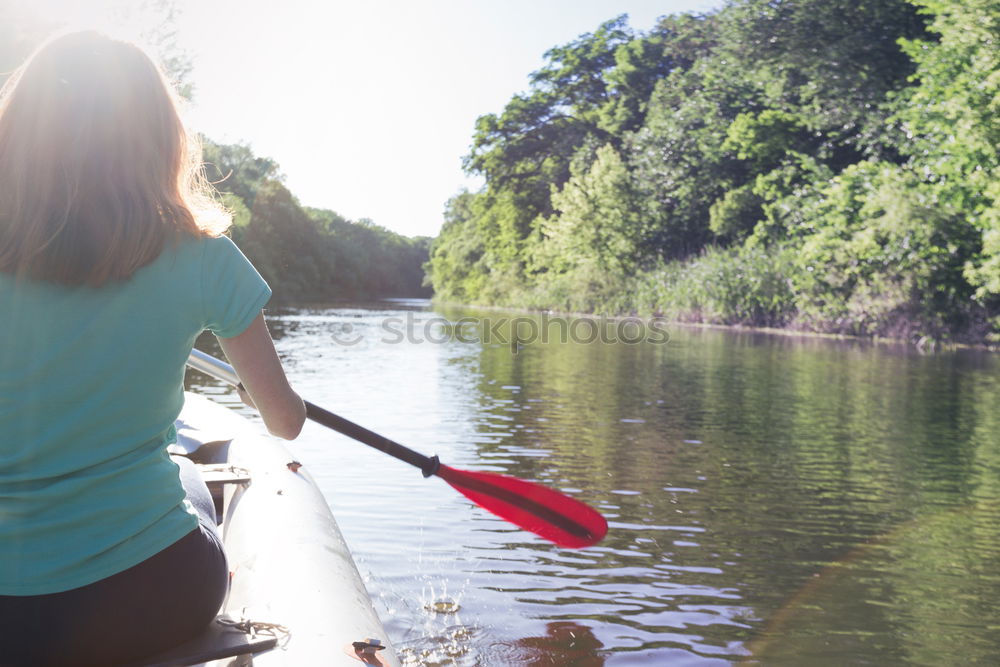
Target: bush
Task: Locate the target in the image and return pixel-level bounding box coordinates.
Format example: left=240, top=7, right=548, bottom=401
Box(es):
left=639, top=244, right=800, bottom=326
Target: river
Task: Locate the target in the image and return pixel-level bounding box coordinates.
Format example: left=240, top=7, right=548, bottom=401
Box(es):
left=186, top=299, right=1000, bottom=666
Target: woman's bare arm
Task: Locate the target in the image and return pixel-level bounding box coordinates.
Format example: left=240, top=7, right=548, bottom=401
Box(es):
left=217, top=313, right=306, bottom=440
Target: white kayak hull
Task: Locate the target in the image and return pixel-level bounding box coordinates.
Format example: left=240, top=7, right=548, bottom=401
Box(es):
left=175, top=392, right=400, bottom=667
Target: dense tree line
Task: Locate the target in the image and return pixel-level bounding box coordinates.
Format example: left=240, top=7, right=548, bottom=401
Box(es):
left=0, top=4, right=430, bottom=302
left=202, top=141, right=431, bottom=301
left=427, top=0, right=1000, bottom=344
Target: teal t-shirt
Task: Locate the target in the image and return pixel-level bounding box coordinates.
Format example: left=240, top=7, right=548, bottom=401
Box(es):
left=0, top=235, right=271, bottom=595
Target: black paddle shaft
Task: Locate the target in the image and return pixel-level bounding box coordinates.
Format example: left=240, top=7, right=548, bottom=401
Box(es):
left=304, top=401, right=441, bottom=477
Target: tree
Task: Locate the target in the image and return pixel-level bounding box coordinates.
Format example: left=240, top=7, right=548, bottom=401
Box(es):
left=628, top=30, right=752, bottom=258
left=895, top=0, right=1000, bottom=311
left=532, top=144, right=642, bottom=276
left=792, top=162, right=977, bottom=338
left=202, top=139, right=282, bottom=209
left=425, top=190, right=491, bottom=302
left=238, top=181, right=328, bottom=298
left=719, top=0, right=929, bottom=163
left=464, top=16, right=636, bottom=235
left=601, top=13, right=717, bottom=136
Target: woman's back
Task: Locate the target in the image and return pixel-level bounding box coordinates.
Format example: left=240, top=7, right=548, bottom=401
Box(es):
left=0, top=234, right=270, bottom=594
left=0, top=30, right=304, bottom=665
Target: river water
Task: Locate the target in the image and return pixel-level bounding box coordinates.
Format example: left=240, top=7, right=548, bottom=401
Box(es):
left=186, top=299, right=1000, bottom=666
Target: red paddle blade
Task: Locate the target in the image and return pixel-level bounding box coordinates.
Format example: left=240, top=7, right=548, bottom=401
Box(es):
left=436, top=465, right=608, bottom=548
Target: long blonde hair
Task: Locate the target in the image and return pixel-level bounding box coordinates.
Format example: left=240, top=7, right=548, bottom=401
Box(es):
left=0, top=31, right=229, bottom=285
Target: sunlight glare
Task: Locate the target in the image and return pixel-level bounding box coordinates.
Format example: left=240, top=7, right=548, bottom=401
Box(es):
left=25, top=0, right=165, bottom=49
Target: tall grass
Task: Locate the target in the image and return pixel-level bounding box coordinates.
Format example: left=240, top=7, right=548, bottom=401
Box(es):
left=627, top=244, right=800, bottom=325
left=508, top=244, right=800, bottom=326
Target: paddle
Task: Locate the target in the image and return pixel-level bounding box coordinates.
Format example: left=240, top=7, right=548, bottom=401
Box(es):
left=186, top=348, right=607, bottom=548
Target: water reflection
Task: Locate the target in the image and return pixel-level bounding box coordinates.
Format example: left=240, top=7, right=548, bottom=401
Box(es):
left=186, top=301, right=1000, bottom=665
left=754, top=501, right=1000, bottom=665
left=513, top=622, right=605, bottom=666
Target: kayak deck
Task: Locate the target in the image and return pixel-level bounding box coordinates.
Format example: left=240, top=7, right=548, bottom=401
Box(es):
left=134, top=393, right=399, bottom=667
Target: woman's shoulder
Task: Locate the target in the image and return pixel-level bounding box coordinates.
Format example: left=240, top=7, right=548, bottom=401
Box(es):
left=159, top=233, right=240, bottom=266
left=200, top=234, right=242, bottom=253
left=143, top=233, right=263, bottom=297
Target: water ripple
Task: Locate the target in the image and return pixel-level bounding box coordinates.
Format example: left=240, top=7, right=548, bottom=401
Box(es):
left=185, top=304, right=1000, bottom=665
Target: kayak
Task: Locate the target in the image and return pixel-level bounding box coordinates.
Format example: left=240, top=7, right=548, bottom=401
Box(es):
left=134, top=392, right=400, bottom=667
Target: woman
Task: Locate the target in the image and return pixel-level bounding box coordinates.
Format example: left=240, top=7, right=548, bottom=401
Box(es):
left=0, top=31, right=306, bottom=665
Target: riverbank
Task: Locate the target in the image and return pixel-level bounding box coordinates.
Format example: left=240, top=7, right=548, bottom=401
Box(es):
left=431, top=293, right=997, bottom=354
left=432, top=233, right=1000, bottom=349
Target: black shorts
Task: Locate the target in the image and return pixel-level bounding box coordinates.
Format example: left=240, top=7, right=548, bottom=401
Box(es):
left=0, top=457, right=228, bottom=666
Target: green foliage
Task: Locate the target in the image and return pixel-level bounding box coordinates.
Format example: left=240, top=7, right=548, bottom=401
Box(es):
left=532, top=144, right=642, bottom=276
left=202, top=139, right=282, bottom=209
left=245, top=184, right=430, bottom=300
left=246, top=188, right=429, bottom=300
left=748, top=153, right=834, bottom=244
left=425, top=191, right=490, bottom=302
left=634, top=245, right=800, bottom=326
left=460, top=14, right=710, bottom=271
left=629, top=49, right=750, bottom=258
left=237, top=180, right=327, bottom=298
left=427, top=0, right=999, bottom=342
left=530, top=16, right=634, bottom=133
left=709, top=185, right=763, bottom=241
left=895, top=0, right=1000, bottom=308
left=220, top=192, right=251, bottom=230
left=207, top=143, right=430, bottom=301
left=719, top=0, right=928, bottom=161
left=308, top=209, right=431, bottom=298
left=966, top=183, right=1000, bottom=301
left=792, top=162, right=978, bottom=338
left=201, top=137, right=431, bottom=300
left=600, top=14, right=714, bottom=136
left=722, top=111, right=810, bottom=170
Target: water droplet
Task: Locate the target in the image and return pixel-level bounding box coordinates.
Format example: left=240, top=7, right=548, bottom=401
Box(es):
left=425, top=598, right=461, bottom=614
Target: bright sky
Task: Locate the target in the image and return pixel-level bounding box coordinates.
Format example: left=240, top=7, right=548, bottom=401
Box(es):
left=26, top=0, right=720, bottom=237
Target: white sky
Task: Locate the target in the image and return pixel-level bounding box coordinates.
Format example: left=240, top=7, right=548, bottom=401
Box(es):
left=24, top=0, right=720, bottom=237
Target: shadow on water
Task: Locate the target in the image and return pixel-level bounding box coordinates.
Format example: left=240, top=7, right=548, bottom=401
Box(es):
left=510, top=621, right=605, bottom=666
left=187, top=302, right=1000, bottom=665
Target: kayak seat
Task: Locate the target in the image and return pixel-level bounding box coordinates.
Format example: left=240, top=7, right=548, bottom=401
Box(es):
left=122, top=615, right=278, bottom=667
left=196, top=463, right=251, bottom=525
left=198, top=464, right=252, bottom=489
